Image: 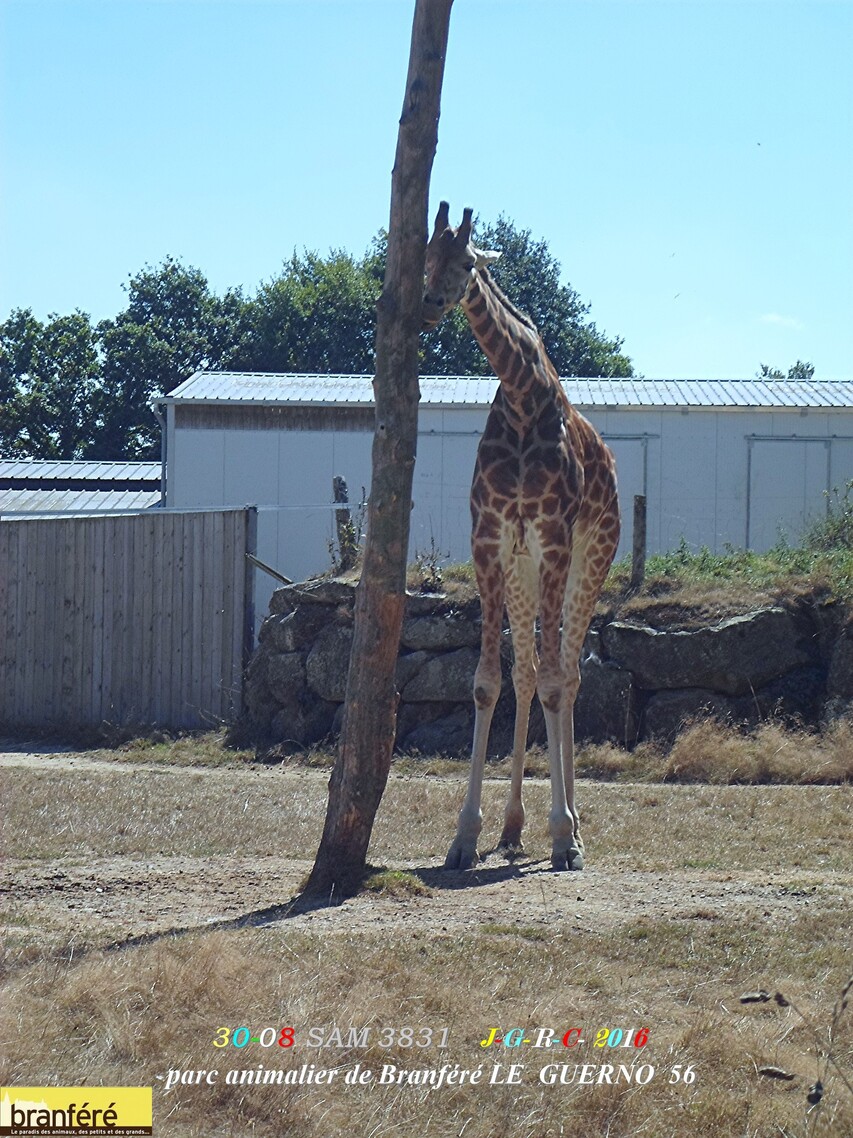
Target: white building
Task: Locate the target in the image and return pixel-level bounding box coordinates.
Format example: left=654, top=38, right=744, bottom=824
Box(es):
left=157, top=372, right=853, bottom=616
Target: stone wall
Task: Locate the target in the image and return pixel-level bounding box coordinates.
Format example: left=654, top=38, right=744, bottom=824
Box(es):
left=243, top=579, right=851, bottom=754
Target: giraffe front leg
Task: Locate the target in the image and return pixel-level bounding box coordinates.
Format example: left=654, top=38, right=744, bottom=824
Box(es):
left=497, top=656, right=534, bottom=851
left=444, top=658, right=501, bottom=869
left=445, top=564, right=504, bottom=871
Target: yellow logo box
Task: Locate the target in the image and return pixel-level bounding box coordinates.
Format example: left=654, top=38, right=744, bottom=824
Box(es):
left=0, top=1088, right=152, bottom=1136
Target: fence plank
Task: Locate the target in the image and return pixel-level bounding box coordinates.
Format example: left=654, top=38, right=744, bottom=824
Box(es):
left=0, top=509, right=249, bottom=731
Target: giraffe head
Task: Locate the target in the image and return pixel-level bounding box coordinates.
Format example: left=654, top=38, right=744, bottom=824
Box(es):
left=422, top=202, right=501, bottom=328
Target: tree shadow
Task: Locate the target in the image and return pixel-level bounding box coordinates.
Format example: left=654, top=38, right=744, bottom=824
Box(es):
left=10, top=853, right=561, bottom=973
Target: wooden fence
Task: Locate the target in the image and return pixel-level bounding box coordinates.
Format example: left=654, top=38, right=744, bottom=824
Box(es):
left=0, top=508, right=256, bottom=731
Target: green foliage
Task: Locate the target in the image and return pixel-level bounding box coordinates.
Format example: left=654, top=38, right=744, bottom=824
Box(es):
left=802, top=480, right=853, bottom=553
left=93, top=258, right=251, bottom=458
left=235, top=249, right=378, bottom=374
left=0, top=260, right=248, bottom=460
left=1, top=216, right=633, bottom=460
left=605, top=529, right=853, bottom=600
left=0, top=309, right=101, bottom=457
left=757, top=360, right=815, bottom=381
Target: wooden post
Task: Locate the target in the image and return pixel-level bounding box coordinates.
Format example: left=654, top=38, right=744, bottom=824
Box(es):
left=630, top=494, right=647, bottom=590
left=303, top=0, right=454, bottom=899
left=242, top=506, right=258, bottom=668
left=332, top=475, right=356, bottom=572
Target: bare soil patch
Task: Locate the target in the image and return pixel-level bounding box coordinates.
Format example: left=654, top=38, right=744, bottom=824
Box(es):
left=2, top=749, right=849, bottom=954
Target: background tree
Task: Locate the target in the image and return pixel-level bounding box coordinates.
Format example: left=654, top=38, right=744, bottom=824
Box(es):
left=235, top=250, right=378, bottom=374
left=93, top=258, right=251, bottom=458
left=0, top=309, right=41, bottom=455
left=757, top=360, right=815, bottom=381
left=0, top=309, right=100, bottom=458
left=0, top=220, right=634, bottom=461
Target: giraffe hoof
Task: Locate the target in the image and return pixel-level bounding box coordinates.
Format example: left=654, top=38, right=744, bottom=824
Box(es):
left=497, top=834, right=524, bottom=855
left=550, top=846, right=584, bottom=872
left=444, top=842, right=480, bottom=871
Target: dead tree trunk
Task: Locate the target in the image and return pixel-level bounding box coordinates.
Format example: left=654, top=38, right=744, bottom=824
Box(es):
left=303, top=0, right=454, bottom=899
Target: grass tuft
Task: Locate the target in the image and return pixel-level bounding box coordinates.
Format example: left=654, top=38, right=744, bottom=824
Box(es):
left=362, top=869, right=432, bottom=898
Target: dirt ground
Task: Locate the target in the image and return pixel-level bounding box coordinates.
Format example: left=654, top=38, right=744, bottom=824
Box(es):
left=2, top=748, right=847, bottom=955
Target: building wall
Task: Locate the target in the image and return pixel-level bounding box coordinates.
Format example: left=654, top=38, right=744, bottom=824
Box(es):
left=167, top=402, right=853, bottom=620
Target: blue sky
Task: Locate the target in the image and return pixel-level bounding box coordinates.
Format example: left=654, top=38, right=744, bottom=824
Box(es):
left=1, top=0, right=851, bottom=379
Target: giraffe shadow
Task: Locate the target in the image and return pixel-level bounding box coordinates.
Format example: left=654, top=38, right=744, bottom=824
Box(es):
left=411, top=854, right=548, bottom=893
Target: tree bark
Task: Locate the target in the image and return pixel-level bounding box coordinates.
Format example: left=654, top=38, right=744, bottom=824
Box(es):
left=303, top=0, right=454, bottom=899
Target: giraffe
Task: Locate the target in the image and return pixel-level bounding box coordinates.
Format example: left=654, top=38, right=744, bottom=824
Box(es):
left=423, top=202, right=621, bottom=871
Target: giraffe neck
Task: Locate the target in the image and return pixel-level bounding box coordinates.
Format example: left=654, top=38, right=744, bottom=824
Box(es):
left=461, top=270, right=556, bottom=422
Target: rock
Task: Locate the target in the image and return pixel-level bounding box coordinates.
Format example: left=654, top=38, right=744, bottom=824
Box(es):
left=270, top=579, right=357, bottom=614
left=827, top=624, right=853, bottom=699
left=305, top=624, right=354, bottom=702
left=642, top=688, right=735, bottom=741
left=243, top=655, right=276, bottom=734
left=270, top=697, right=337, bottom=748
left=259, top=606, right=330, bottom=653
left=401, top=647, right=479, bottom=703
left=400, top=707, right=473, bottom=755
left=405, top=591, right=450, bottom=616
left=395, top=651, right=431, bottom=692
left=575, top=656, right=640, bottom=746
left=395, top=700, right=457, bottom=744
left=601, top=607, right=816, bottom=696
left=730, top=665, right=827, bottom=728
left=401, top=614, right=480, bottom=651
left=823, top=696, right=853, bottom=724
left=266, top=651, right=307, bottom=697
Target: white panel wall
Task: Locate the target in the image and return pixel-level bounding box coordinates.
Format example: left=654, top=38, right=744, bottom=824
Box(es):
left=749, top=438, right=829, bottom=550
left=168, top=402, right=853, bottom=620
left=225, top=429, right=280, bottom=505
left=830, top=437, right=853, bottom=496
left=658, top=410, right=720, bottom=552
left=171, top=429, right=226, bottom=505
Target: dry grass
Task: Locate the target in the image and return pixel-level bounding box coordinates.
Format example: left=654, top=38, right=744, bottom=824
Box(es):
left=2, top=733, right=851, bottom=1136
left=1, top=917, right=850, bottom=1137
left=575, top=720, right=853, bottom=786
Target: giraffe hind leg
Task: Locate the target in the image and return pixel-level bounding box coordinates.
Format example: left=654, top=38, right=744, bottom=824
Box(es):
left=557, top=521, right=621, bottom=869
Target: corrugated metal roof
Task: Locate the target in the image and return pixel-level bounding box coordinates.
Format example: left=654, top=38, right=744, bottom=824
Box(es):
left=0, top=460, right=161, bottom=483
left=0, top=488, right=161, bottom=515
left=163, top=371, right=853, bottom=410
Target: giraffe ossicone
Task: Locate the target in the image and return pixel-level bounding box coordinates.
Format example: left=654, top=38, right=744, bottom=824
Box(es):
left=424, top=201, right=621, bottom=872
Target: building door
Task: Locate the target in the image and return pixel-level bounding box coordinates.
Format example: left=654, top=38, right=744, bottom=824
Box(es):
left=747, top=437, right=830, bottom=550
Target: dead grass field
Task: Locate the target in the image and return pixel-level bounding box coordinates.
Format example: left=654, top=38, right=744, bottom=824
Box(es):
left=1, top=736, right=851, bottom=1138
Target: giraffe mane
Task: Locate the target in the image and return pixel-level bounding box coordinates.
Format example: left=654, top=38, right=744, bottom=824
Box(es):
left=477, top=267, right=539, bottom=335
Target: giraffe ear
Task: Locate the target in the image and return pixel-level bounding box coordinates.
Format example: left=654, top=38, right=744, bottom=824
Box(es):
left=474, top=248, right=502, bottom=269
